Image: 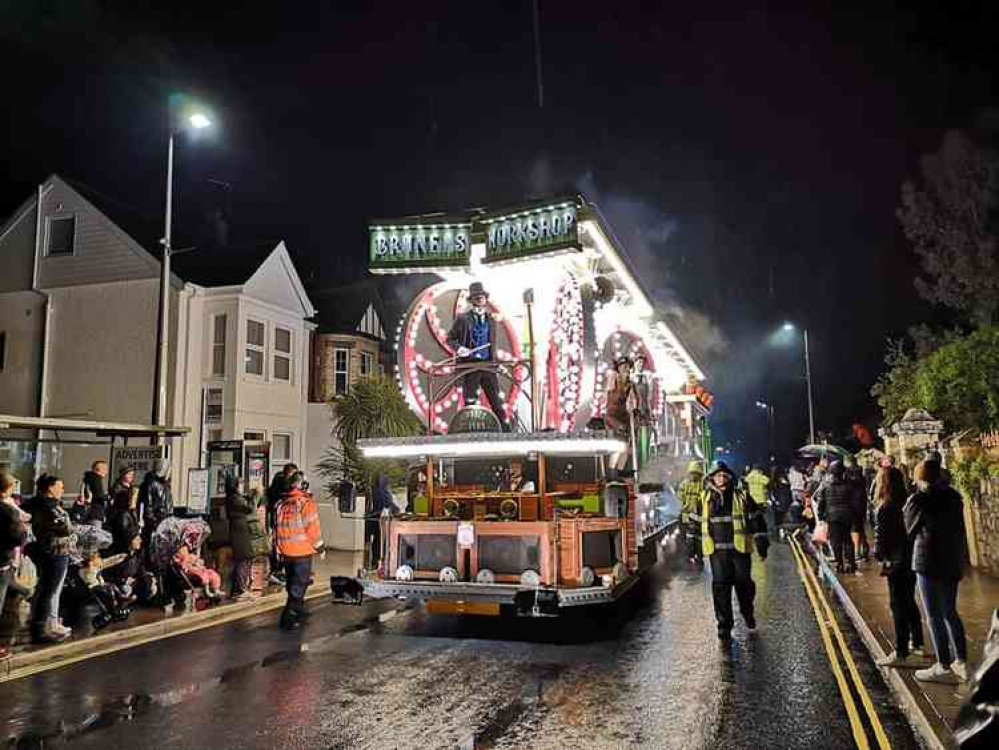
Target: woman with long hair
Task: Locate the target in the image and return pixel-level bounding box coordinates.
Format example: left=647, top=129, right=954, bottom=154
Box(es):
left=873, top=465, right=925, bottom=667
left=906, top=460, right=971, bottom=683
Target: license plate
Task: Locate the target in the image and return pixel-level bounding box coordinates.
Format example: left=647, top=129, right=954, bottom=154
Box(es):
left=426, top=600, right=501, bottom=616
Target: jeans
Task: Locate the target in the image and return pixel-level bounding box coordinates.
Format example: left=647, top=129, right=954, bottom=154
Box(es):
left=917, top=574, right=967, bottom=665
left=886, top=569, right=923, bottom=657
left=282, top=556, right=313, bottom=621
left=709, top=551, right=755, bottom=630
left=0, top=566, right=12, bottom=613
left=31, top=553, right=69, bottom=628
left=829, top=519, right=855, bottom=571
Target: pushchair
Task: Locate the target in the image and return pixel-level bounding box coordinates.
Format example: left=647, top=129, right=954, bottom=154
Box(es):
left=62, top=525, right=133, bottom=632
left=149, top=517, right=218, bottom=609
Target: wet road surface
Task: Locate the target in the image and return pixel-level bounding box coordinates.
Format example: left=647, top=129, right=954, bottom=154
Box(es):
left=2, top=541, right=921, bottom=749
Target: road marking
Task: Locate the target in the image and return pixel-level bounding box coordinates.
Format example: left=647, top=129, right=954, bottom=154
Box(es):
left=789, top=536, right=892, bottom=750
left=789, top=535, right=871, bottom=749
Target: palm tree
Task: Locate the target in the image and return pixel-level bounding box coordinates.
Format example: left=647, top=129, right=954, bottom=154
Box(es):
left=316, top=375, right=422, bottom=498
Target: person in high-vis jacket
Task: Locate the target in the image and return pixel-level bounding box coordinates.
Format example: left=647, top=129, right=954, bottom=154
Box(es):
left=678, top=461, right=705, bottom=564
left=701, top=461, right=769, bottom=640
left=274, top=472, right=325, bottom=631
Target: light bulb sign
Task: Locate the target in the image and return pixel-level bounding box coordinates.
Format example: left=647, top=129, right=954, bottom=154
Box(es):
left=369, top=218, right=472, bottom=273
left=481, top=199, right=581, bottom=265
left=368, top=196, right=584, bottom=273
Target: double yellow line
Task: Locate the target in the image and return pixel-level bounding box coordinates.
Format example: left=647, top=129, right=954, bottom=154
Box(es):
left=789, top=534, right=892, bottom=750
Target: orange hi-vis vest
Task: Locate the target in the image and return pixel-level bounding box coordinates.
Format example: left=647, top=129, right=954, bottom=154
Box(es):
left=275, top=489, right=323, bottom=558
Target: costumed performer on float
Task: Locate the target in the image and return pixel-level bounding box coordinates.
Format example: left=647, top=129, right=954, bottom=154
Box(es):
left=446, top=281, right=511, bottom=432
left=604, top=356, right=639, bottom=478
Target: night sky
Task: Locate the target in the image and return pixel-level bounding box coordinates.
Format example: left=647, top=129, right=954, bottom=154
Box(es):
left=3, top=2, right=997, bottom=462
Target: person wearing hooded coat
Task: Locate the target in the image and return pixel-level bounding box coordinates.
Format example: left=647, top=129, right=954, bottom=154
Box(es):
left=699, top=461, right=769, bottom=640
left=815, top=461, right=861, bottom=574
left=226, top=475, right=271, bottom=599
left=366, top=474, right=395, bottom=570
left=677, top=461, right=705, bottom=564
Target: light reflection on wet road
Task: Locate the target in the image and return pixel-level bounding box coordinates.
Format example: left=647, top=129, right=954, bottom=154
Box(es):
left=1, top=542, right=921, bottom=749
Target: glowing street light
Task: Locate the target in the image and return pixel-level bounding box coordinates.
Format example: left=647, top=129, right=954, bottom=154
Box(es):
left=779, top=322, right=815, bottom=445
left=152, top=103, right=215, bottom=429
left=188, top=112, right=212, bottom=129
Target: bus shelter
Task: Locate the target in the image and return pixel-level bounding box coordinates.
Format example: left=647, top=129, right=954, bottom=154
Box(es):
left=0, top=413, right=190, bottom=496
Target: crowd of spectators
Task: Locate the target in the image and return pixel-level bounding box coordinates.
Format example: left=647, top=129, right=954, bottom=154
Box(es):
left=0, top=458, right=314, bottom=653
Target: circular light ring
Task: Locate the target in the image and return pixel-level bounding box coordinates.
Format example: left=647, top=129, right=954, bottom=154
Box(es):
left=520, top=569, right=541, bottom=587
left=395, top=565, right=415, bottom=582
left=439, top=566, right=459, bottom=584
left=397, top=282, right=524, bottom=431
left=593, top=328, right=661, bottom=418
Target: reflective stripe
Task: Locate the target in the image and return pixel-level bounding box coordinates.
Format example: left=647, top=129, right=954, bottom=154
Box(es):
left=714, top=542, right=736, bottom=550
left=710, top=515, right=734, bottom=523
left=753, top=532, right=769, bottom=539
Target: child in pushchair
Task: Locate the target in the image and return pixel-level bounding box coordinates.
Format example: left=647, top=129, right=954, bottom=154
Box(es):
left=150, top=518, right=223, bottom=608
left=63, top=525, right=134, bottom=631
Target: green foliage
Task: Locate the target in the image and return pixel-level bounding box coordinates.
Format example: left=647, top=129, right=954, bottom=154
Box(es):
left=897, top=131, right=999, bottom=327
left=315, top=375, right=422, bottom=498
left=915, top=327, right=999, bottom=432
left=951, top=454, right=999, bottom=500
left=872, top=327, right=999, bottom=433
left=871, top=338, right=919, bottom=426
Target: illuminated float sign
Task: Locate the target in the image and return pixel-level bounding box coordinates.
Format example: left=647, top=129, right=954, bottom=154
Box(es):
left=369, top=218, right=471, bottom=273
left=482, top=199, right=581, bottom=264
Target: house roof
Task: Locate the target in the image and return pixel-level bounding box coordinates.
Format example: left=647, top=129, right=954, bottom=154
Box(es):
left=171, top=239, right=280, bottom=287
left=310, top=279, right=387, bottom=336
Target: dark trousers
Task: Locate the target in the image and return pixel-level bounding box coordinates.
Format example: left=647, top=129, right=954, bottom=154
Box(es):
left=682, top=523, right=702, bottom=562
left=709, top=550, right=755, bottom=630
left=461, top=369, right=510, bottom=431
left=828, top=519, right=855, bottom=571
left=917, top=574, right=967, bottom=665
left=886, top=569, right=923, bottom=657
left=282, top=556, right=313, bottom=622
left=365, top=519, right=382, bottom=569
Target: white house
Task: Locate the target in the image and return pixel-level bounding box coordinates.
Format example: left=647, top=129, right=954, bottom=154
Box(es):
left=0, top=174, right=315, bottom=495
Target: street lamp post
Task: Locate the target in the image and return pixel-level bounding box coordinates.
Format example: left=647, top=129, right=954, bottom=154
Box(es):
left=755, top=400, right=775, bottom=460
left=152, top=110, right=212, bottom=430
left=783, top=323, right=816, bottom=445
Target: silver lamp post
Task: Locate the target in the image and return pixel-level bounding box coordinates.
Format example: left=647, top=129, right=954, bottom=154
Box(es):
left=782, top=322, right=815, bottom=445
left=152, top=110, right=212, bottom=429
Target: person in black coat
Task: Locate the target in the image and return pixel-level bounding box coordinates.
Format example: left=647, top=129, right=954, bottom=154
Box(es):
left=873, top=465, right=925, bottom=666
left=445, top=281, right=510, bottom=432
left=905, top=460, right=971, bottom=683
left=815, top=461, right=861, bottom=574
left=107, top=483, right=141, bottom=555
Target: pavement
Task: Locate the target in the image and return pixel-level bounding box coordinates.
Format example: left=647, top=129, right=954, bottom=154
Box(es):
left=0, top=538, right=922, bottom=749
left=0, top=549, right=365, bottom=682
left=809, top=536, right=999, bottom=750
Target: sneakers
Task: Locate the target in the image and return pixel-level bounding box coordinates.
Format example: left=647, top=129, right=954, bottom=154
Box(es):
left=950, top=660, right=968, bottom=682
left=915, top=662, right=960, bottom=684
left=877, top=651, right=922, bottom=668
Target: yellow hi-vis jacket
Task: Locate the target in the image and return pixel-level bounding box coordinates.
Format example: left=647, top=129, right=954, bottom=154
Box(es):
left=701, top=487, right=766, bottom=556
left=678, top=477, right=703, bottom=524
left=745, top=469, right=771, bottom=507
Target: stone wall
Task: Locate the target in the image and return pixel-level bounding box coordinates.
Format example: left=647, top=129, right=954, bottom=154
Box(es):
left=968, top=477, right=999, bottom=577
